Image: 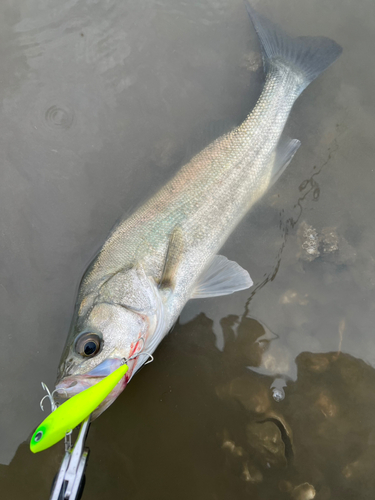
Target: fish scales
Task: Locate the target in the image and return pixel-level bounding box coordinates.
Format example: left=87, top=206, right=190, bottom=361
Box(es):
left=55, top=4, right=342, bottom=419
left=83, top=71, right=299, bottom=297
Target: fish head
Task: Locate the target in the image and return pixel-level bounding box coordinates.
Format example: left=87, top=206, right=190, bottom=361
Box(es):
left=55, top=266, right=163, bottom=417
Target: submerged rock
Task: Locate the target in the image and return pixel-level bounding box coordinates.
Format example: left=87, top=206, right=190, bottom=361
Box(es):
left=246, top=420, right=287, bottom=468
left=217, top=374, right=272, bottom=415
left=291, top=482, right=316, bottom=500
left=296, top=220, right=356, bottom=264
left=241, top=462, right=263, bottom=483
left=320, top=227, right=339, bottom=254
left=217, top=320, right=375, bottom=499
left=297, top=221, right=320, bottom=262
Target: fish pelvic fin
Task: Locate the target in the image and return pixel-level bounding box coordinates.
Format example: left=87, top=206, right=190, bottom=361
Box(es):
left=245, top=2, right=342, bottom=93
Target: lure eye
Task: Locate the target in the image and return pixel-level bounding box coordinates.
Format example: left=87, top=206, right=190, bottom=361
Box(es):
left=34, top=431, right=43, bottom=442
left=75, top=333, right=102, bottom=358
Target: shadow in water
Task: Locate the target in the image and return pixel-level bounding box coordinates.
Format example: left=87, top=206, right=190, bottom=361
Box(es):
left=3, top=312, right=375, bottom=500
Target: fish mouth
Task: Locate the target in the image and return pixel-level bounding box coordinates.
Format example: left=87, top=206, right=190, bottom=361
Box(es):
left=54, top=358, right=127, bottom=418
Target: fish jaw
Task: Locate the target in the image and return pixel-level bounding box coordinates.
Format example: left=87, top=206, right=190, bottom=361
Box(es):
left=54, top=357, right=131, bottom=419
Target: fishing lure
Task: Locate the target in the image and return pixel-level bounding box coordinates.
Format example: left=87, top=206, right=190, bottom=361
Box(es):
left=30, top=363, right=128, bottom=453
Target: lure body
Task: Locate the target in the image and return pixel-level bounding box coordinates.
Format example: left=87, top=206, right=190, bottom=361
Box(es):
left=30, top=363, right=128, bottom=453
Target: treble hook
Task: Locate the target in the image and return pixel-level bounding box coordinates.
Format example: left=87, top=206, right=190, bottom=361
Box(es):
left=144, top=353, right=154, bottom=365
left=40, top=382, right=59, bottom=412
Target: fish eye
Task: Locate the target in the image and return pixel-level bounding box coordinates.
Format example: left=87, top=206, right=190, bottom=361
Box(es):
left=75, top=333, right=102, bottom=358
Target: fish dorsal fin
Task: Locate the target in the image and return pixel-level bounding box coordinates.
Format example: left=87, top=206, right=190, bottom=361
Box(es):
left=191, top=255, right=253, bottom=299
left=270, top=137, right=301, bottom=186
left=159, top=226, right=185, bottom=291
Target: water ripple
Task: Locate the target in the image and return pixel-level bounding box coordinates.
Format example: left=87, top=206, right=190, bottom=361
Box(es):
left=44, top=105, right=75, bottom=130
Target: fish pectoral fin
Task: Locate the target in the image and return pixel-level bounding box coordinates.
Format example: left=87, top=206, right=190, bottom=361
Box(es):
left=191, top=255, right=253, bottom=299
left=159, top=225, right=185, bottom=291
left=270, top=138, right=301, bottom=186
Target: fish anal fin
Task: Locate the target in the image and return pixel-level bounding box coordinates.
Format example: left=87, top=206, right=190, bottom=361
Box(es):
left=270, top=138, right=301, bottom=186
left=191, top=255, right=253, bottom=299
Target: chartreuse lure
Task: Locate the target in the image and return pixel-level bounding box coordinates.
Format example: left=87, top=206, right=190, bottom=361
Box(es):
left=30, top=363, right=128, bottom=453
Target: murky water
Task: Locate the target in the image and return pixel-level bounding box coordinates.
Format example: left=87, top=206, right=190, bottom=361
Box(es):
left=1, top=0, right=375, bottom=498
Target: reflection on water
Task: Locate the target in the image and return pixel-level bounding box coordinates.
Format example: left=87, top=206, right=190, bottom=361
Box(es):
left=1, top=0, right=375, bottom=498
left=4, top=312, right=375, bottom=499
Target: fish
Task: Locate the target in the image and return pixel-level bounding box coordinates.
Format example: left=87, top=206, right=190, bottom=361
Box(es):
left=55, top=3, right=342, bottom=417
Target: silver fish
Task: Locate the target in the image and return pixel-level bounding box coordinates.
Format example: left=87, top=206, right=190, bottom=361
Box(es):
left=56, top=4, right=342, bottom=416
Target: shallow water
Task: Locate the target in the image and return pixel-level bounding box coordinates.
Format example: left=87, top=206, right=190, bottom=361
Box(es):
left=1, top=0, right=375, bottom=498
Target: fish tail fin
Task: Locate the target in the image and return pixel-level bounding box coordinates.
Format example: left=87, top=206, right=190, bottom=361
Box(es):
left=245, top=2, right=342, bottom=94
